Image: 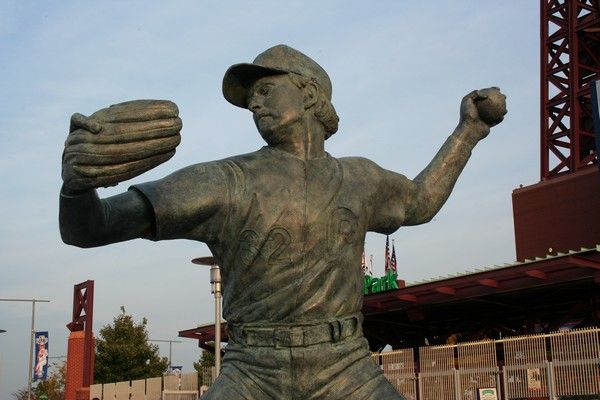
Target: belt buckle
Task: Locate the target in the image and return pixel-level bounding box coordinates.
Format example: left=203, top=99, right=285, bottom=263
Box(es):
left=274, top=328, right=291, bottom=348
left=274, top=327, right=304, bottom=347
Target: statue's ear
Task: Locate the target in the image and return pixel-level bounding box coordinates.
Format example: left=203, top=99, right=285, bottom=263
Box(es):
left=303, top=81, right=318, bottom=109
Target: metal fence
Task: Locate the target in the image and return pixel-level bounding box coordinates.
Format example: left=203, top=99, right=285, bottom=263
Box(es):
left=419, top=345, right=456, bottom=400
left=503, top=334, right=550, bottom=399
left=551, top=328, right=600, bottom=396
left=90, top=328, right=599, bottom=399
left=200, top=366, right=216, bottom=388
left=369, top=327, right=600, bottom=400
left=373, top=348, right=418, bottom=399
left=456, top=341, right=499, bottom=400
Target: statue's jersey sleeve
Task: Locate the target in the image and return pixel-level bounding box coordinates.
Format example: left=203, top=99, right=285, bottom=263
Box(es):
left=131, top=161, right=230, bottom=242
left=339, top=157, right=413, bottom=234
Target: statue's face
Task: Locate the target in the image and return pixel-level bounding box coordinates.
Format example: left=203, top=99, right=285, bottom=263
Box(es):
left=247, top=74, right=305, bottom=145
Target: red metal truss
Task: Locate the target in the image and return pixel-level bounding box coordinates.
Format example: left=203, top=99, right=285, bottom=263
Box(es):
left=541, top=0, right=600, bottom=179
left=66, top=280, right=95, bottom=387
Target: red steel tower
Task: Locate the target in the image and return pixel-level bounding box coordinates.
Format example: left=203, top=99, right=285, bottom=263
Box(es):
left=513, top=0, right=600, bottom=261
left=541, top=0, right=600, bottom=178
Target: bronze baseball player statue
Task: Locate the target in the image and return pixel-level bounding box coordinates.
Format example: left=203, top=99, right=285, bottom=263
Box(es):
left=60, top=45, right=506, bottom=399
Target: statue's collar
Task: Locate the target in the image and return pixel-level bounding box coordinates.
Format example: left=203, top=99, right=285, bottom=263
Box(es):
left=262, top=145, right=330, bottom=162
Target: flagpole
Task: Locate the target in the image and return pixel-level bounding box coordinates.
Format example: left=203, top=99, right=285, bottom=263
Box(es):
left=384, top=236, right=390, bottom=273
left=390, top=238, right=397, bottom=273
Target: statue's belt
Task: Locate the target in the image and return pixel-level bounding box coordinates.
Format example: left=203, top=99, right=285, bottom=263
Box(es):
left=228, top=315, right=361, bottom=348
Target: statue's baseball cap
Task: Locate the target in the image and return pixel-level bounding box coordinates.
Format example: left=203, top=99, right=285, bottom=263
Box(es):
left=222, top=44, right=332, bottom=108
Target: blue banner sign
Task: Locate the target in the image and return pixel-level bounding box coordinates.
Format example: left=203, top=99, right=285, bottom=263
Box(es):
left=34, top=331, right=49, bottom=381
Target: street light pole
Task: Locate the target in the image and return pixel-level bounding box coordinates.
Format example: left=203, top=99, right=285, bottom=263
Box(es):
left=0, top=298, right=50, bottom=400
left=0, top=330, right=5, bottom=396
left=148, top=339, right=181, bottom=372
left=29, top=301, right=35, bottom=398
left=192, top=257, right=222, bottom=376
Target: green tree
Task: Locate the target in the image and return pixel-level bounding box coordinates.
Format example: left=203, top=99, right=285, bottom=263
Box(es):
left=94, top=307, right=168, bottom=383
left=12, top=361, right=66, bottom=400
left=193, top=350, right=215, bottom=386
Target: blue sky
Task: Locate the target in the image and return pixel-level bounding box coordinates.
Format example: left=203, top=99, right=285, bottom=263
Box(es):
left=0, top=1, right=539, bottom=397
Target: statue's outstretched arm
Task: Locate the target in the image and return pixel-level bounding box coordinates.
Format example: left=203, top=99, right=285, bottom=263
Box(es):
left=59, top=187, right=153, bottom=248
left=404, top=87, right=506, bottom=225
left=373, top=87, right=506, bottom=231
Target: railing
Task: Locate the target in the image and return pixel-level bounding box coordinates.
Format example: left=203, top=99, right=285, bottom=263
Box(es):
left=370, top=327, right=600, bottom=400
left=551, top=328, right=600, bottom=396
left=90, top=328, right=600, bottom=399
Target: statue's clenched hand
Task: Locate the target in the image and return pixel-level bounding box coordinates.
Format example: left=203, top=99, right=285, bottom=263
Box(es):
left=459, top=87, right=507, bottom=142
left=62, top=100, right=182, bottom=194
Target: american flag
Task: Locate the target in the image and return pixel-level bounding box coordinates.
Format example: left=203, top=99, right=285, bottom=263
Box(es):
left=384, top=236, right=390, bottom=273
left=390, top=240, right=397, bottom=273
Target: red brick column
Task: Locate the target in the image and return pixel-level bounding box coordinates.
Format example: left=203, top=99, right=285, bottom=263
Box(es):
left=65, top=331, right=95, bottom=400
left=75, top=387, right=91, bottom=400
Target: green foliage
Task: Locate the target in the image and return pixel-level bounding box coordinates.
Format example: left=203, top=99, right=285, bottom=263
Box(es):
left=34, top=361, right=65, bottom=400
left=94, top=307, right=169, bottom=383
left=12, top=362, right=65, bottom=400
left=193, top=350, right=215, bottom=386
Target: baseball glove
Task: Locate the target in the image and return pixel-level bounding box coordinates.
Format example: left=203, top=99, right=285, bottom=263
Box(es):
left=62, top=99, right=182, bottom=192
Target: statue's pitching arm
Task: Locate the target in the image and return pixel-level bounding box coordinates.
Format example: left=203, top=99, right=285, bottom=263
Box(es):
left=374, top=88, right=507, bottom=231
